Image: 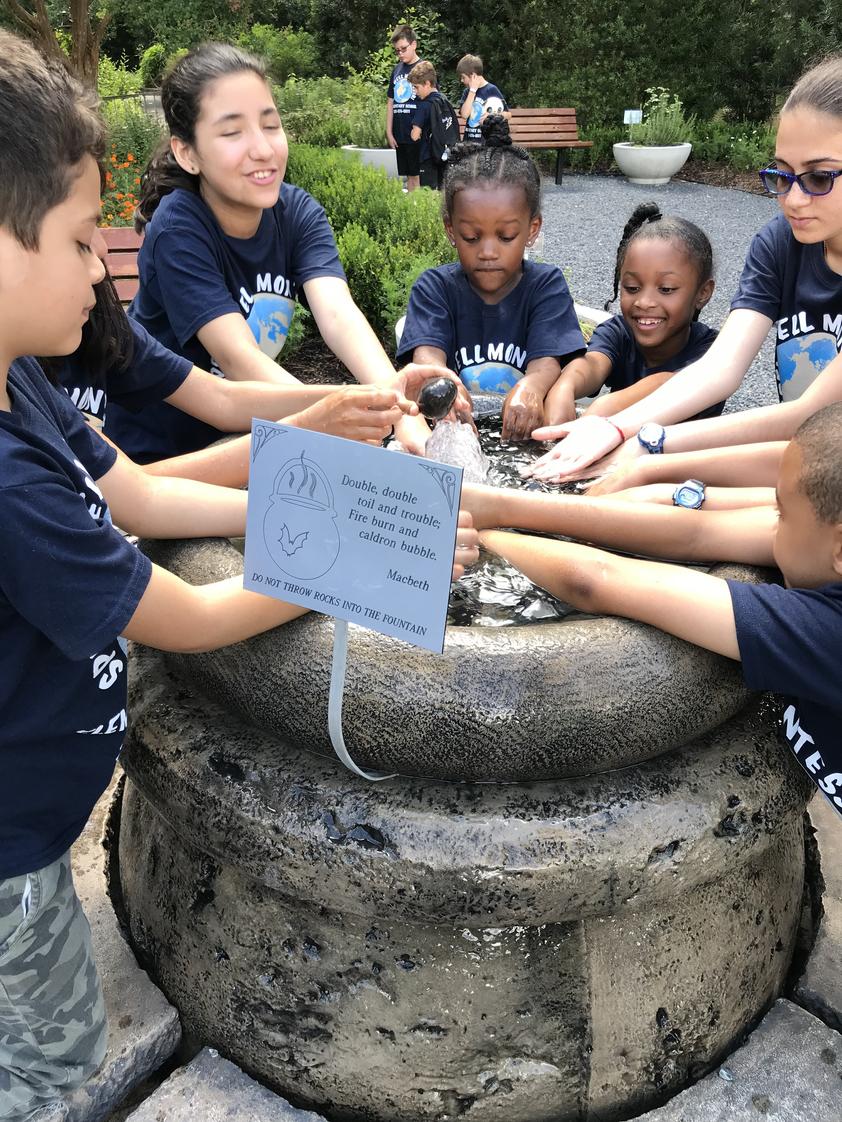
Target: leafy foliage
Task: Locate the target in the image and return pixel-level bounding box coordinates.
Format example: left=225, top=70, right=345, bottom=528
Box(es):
left=286, top=144, right=454, bottom=348
left=629, top=88, right=695, bottom=147
left=138, top=42, right=167, bottom=87
left=237, top=23, right=319, bottom=84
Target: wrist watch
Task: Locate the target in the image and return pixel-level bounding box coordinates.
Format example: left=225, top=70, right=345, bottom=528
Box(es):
left=637, top=422, right=666, bottom=454
left=672, top=479, right=706, bottom=509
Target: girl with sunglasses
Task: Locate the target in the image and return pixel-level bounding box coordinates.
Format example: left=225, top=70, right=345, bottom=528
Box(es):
left=525, top=55, right=842, bottom=487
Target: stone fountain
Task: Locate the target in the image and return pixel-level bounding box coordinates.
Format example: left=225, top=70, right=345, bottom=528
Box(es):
left=113, top=419, right=814, bottom=1122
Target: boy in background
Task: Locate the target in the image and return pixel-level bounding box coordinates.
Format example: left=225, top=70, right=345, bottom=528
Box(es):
left=386, top=23, right=423, bottom=192
left=456, top=54, right=508, bottom=142
left=408, top=60, right=448, bottom=190
left=465, top=404, right=842, bottom=818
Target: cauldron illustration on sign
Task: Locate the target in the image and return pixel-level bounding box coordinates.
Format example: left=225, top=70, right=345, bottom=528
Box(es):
left=263, top=451, right=341, bottom=579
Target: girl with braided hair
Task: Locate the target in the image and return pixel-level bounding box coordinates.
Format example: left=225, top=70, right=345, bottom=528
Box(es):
left=397, top=115, right=585, bottom=440
left=544, top=202, right=720, bottom=425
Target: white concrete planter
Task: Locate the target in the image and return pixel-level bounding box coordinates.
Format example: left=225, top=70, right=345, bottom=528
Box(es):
left=613, top=141, right=692, bottom=185
left=340, top=145, right=399, bottom=178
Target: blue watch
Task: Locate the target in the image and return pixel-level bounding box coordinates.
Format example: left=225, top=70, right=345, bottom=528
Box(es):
left=672, top=479, right=706, bottom=509
left=637, top=422, right=666, bottom=454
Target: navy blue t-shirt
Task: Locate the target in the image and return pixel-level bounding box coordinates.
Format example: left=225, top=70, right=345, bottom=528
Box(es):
left=388, top=60, right=423, bottom=143
left=731, top=211, right=842, bottom=402
left=398, top=260, right=585, bottom=393
left=109, top=184, right=345, bottom=462
left=0, top=357, right=152, bottom=877
left=60, top=319, right=191, bottom=430
left=589, top=315, right=724, bottom=419
left=730, top=579, right=842, bottom=822
left=460, top=82, right=507, bottom=142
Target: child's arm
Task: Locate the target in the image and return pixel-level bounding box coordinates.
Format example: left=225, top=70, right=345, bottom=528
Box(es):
left=529, top=308, right=773, bottom=480
left=584, top=368, right=676, bottom=417
left=197, top=313, right=301, bottom=384
left=586, top=441, right=787, bottom=497
left=461, top=482, right=776, bottom=566
left=612, top=484, right=775, bottom=509
left=386, top=97, right=396, bottom=148
left=481, top=530, right=740, bottom=659
left=502, top=357, right=561, bottom=440
left=544, top=352, right=613, bottom=425
left=411, top=123, right=422, bottom=142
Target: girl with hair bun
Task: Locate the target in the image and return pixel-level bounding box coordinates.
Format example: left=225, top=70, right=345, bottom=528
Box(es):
left=530, top=54, right=842, bottom=484
left=107, top=42, right=452, bottom=462
left=543, top=201, right=719, bottom=425
left=397, top=115, right=586, bottom=440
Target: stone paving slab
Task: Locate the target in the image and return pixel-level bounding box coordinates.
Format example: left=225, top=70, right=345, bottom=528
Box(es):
left=125, top=1049, right=327, bottom=1121
left=796, top=796, right=842, bottom=1032
left=635, top=999, right=842, bottom=1121
left=66, top=771, right=181, bottom=1122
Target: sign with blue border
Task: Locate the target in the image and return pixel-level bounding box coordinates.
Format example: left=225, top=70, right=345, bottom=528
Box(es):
left=243, top=420, right=463, bottom=653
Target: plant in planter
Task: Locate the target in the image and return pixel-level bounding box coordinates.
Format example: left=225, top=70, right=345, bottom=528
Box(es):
left=614, top=87, right=695, bottom=185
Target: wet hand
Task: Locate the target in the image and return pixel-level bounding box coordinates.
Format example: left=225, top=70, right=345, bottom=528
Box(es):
left=502, top=383, right=544, bottom=442
left=393, top=412, right=433, bottom=456
left=451, top=510, right=480, bottom=581
left=582, top=442, right=646, bottom=495
left=524, top=415, right=624, bottom=482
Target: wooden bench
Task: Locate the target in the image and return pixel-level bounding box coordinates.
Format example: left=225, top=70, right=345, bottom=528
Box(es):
left=460, top=108, right=592, bottom=185
left=101, top=226, right=142, bottom=304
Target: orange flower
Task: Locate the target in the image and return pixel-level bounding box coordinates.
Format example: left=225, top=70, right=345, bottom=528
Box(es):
left=127, top=152, right=135, bottom=162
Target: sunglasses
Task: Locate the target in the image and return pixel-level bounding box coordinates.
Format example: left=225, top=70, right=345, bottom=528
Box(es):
left=759, top=167, right=842, bottom=197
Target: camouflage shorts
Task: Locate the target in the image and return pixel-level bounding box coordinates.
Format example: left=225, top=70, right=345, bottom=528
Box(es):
left=0, top=852, right=107, bottom=1120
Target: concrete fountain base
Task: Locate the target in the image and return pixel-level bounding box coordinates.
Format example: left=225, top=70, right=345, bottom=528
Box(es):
left=112, top=646, right=815, bottom=1122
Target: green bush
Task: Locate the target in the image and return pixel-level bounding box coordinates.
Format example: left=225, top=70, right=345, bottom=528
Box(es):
left=689, top=119, right=776, bottom=170
left=98, top=54, right=142, bottom=98
left=629, top=87, right=695, bottom=146
left=138, top=44, right=167, bottom=88
left=285, top=145, right=454, bottom=348
left=277, top=75, right=386, bottom=149
left=101, top=99, right=164, bottom=167
left=238, top=24, right=319, bottom=85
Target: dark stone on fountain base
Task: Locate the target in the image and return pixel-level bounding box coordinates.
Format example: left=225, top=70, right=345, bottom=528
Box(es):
left=116, top=647, right=813, bottom=1122
left=139, top=535, right=769, bottom=783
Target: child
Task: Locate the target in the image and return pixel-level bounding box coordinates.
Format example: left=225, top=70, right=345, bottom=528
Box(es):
left=0, top=36, right=479, bottom=1120
left=456, top=54, right=508, bottom=143
left=386, top=23, right=424, bottom=192
left=51, top=270, right=436, bottom=488
left=529, top=54, right=842, bottom=481
left=543, top=202, right=721, bottom=426
left=465, top=402, right=842, bottom=818
left=108, top=43, right=438, bottom=462
left=408, top=60, right=451, bottom=191
left=397, top=116, right=586, bottom=441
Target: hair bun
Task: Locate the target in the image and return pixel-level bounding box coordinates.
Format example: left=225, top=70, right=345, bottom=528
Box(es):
left=480, top=113, right=511, bottom=148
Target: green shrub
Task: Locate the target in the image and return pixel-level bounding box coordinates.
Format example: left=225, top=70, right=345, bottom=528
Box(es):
left=689, top=118, right=776, bottom=170
left=238, top=24, right=319, bottom=85
left=98, top=54, right=142, bottom=98
left=629, top=87, right=695, bottom=146
left=277, top=75, right=386, bottom=149
left=285, top=145, right=454, bottom=348
left=139, top=44, right=167, bottom=88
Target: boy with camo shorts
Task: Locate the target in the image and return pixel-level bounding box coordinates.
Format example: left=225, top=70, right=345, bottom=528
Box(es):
left=0, top=37, right=481, bottom=1121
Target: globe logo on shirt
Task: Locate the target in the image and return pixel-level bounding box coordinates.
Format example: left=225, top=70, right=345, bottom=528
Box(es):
left=462, top=362, right=520, bottom=394
left=247, top=293, right=295, bottom=360
left=777, top=332, right=837, bottom=400
left=394, top=76, right=413, bottom=104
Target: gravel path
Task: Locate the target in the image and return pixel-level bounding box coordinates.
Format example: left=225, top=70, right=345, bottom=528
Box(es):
left=538, top=173, right=779, bottom=412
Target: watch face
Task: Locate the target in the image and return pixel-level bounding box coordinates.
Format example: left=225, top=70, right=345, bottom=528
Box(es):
left=674, top=483, right=704, bottom=508
left=638, top=422, right=665, bottom=451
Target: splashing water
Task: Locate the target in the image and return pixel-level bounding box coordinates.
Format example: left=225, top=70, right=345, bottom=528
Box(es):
left=424, top=420, right=490, bottom=484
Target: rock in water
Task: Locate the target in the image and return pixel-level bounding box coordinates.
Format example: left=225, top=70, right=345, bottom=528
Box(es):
left=425, top=420, right=489, bottom=483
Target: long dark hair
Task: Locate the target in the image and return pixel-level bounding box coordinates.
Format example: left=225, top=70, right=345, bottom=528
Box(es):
left=443, top=115, right=541, bottom=221
left=135, top=43, right=268, bottom=232
left=40, top=270, right=134, bottom=384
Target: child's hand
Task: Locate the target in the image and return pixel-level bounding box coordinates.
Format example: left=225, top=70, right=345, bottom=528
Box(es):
left=542, top=381, right=577, bottom=426
left=452, top=510, right=480, bottom=581
left=583, top=442, right=647, bottom=495
left=396, top=363, right=474, bottom=426
left=502, top=382, right=545, bottom=441
left=393, top=412, right=433, bottom=456
left=468, top=73, right=485, bottom=91
left=290, top=386, right=411, bottom=445
left=524, top=415, right=624, bottom=481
